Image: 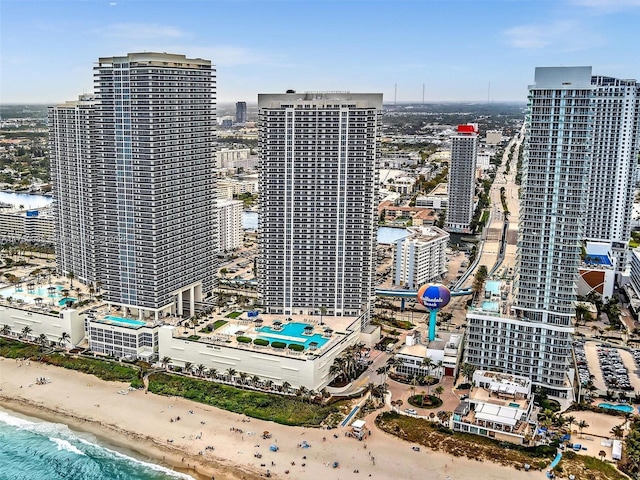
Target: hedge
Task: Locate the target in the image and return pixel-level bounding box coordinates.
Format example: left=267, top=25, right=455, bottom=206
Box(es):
left=253, top=338, right=269, bottom=346
left=237, top=336, right=252, bottom=343
left=271, top=341, right=286, bottom=349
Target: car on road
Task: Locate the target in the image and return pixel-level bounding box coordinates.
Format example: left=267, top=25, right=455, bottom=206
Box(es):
left=404, top=408, right=417, bottom=415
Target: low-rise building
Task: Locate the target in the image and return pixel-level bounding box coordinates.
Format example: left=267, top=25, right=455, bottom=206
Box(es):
left=0, top=207, right=55, bottom=244
left=378, top=201, right=435, bottom=225
left=395, top=330, right=463, bottom=378
left=158, top=312, right=364, bottom=390
left=577, top=242, right=616, bottom=300
left=85, top=313, right=160, bottom=361
left=393, top=226, right=449, bottom=288
left=452, top=370, right=536, bottom=444
left=0, top=295, right=84, bottom=347
left=415, top=183, right=448, bottom=210
left=218, top=178, right=259, bottom=199
left=386, top=176, right=416, bottom=195
left=485, top=130, right=503, bottom=145
left=216, top=148, right=251, bottom=169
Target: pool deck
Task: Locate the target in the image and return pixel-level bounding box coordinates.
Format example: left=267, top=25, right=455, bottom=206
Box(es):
left=171, top=312, right=359, bottom=356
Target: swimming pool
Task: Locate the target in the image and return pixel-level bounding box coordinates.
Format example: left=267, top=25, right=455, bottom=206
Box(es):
left=58, top=297, right=77, bottom=306
left=485, top=280, right=501, bottom=295
left=0, top=285, right=68, bottom=304
left=103, top=315, right=146, bottom=327
left=258, top=322, right=329, bottom=349
left=481, top=301, right=500, bottom=312
left=598, top=403, right=635, bottom=413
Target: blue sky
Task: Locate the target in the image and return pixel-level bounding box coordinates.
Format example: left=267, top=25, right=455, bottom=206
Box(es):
left=1, top=0, right=639, bottom=104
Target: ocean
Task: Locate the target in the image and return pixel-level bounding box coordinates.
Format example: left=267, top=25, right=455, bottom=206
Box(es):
left=0, top=407, right=195, bottom=480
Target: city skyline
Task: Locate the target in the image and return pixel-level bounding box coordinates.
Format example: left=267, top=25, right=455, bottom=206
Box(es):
left=2, top=0, right=640, bottom=104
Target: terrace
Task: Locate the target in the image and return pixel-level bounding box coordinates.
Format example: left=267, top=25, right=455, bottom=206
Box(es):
left=170, top=312, right=357, bottom=358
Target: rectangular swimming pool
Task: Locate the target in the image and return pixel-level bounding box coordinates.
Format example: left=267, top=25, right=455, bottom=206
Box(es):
left=103, top=315, right=146, bottom=328
left=258, top=322, right=329, bottom=349
left=481, top=301, right=500, bottom=312
left=485, top=280, right=501, bottom=295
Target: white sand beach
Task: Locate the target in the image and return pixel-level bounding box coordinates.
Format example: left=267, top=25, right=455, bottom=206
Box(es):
left=0, top=357, right=537, bottom=480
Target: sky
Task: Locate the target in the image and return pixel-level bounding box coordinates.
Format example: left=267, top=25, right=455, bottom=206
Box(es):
left=1, top=0, right=639, bottom=104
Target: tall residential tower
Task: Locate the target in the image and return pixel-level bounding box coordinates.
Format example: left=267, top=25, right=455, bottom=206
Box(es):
left=584, top=76, right=640, bottom=273
left=445, top=124, right=478, bottom=233
left=466, top=67, right=595, bottom=400
left=258, top=91, right=382, bottom=322
left=50, top=53, right=218, bottom=320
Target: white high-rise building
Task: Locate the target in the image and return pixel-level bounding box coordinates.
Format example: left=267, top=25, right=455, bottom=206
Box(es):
left=49, top=94, right=98, bottom=284
left=392, top=226, right=449, bottom=289
left=445, top=124, right=478, bottom=233
left=216, top=199, right=243, bottom=252
left=50, top=53, right=218, bottom=320
left=466, top=67, right=595, bottom=400
left=258, top=91, right=382, bottom=322
left=584, top=76, right=640, bottom=272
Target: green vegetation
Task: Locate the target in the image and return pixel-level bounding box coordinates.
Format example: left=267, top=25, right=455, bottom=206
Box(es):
left=388, top=318, right=414, bottom=330
left=41, top=353, right=139, bottom=382
left=271, top=341, right=286, bottom=349
left=288, top=343, right=304, bottom=352
left=0, top=338, right=139, bottom=382
left=187, top=335, right=201, bottom=341
left=225, top=311, right=242, bottom=319
left=408, top=394, right=442, bottom=409
left=376, top=411, right=554, bottom=469
left=213, top=320, right=228, bottom=330
left=236, top=336, right=252, bottom=343
left=253, top=338, right=269, bottom=346
left=621, top=418, right=640, bottom=476
left=147, top=372, right=338, bottom=426
left=233, top=192, right=258, bottom=208
left=0, top=337, right=40, bottom=358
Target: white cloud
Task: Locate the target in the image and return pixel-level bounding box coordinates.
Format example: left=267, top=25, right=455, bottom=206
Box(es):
left=98, top=23, right=186, bottom=40
left=504, top=20, right=602, bottom=51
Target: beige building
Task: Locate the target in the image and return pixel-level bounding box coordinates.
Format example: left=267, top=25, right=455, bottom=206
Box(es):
left=393, top=226, right=449, bottom=288
left=0, top=207, right=55, bottom=244
left=216, top=199, right=243, bottom=252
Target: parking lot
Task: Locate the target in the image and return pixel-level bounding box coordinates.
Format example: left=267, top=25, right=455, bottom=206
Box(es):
left=582, top=341, right=640, bottom=393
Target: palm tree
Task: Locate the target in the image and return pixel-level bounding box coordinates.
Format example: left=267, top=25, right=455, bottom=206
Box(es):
left=67, top=271, right=75, bottom=288
left=226, top=367, right=236, bottom=383
left=196, top=364, right=205, bottom=377
left=238, top=371, right=248, bottom=385
left=578, top=420, right=589, bottom=438
left=409, top=375, right=419, bottom=400
left=251, top=375, right=261, bottom=387
left=319, top=305, right=327, bottom=326
left=424, top=374, right=435, bottom=396
left=575, top=303, right=590, bottom=325
left=207, top=368, right=218, bottom=380
left=59, top=331, right=70, bottom=347
left=434, top=385, right=444, bottom=399
left=421, top=357, right=434, bottom=376
left=295, top=385, right=309, bottom=400
left=565, top=415, right=576, bottom=433
left=281, top=381, right=291, bottom=393
left=37, top=333, right=48, bottom=351
left=264, top=379, right=274, bottom=391
left=161, top=356, right=172, bottom=370
left=599, top=450, right=607, bottom=461
left=21, top=325, right=32, bottom=339
left=1, top=324, right=10, bottom=336
left=184, top=362, right=193, bottom=375
left=611, top=424, right=624, bottom=439
left=460, top=363, right=476, bottom=384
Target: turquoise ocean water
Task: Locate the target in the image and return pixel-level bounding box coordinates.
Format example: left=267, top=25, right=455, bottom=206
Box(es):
left=0, top=407, right=195, bottom=480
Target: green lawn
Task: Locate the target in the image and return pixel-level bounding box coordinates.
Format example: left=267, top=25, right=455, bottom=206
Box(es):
left=225, top=311, right=242, bottom=319
left=213, top=320, right=228, bottom=330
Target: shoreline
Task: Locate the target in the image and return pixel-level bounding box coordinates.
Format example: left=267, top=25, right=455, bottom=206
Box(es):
left=0, top=357, right=537, bottom=480
left=0, top=395, right=255, bottom=480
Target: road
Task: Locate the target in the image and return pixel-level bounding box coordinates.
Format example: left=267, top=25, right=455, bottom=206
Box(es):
left=446, top=128, right=524, bottom=324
